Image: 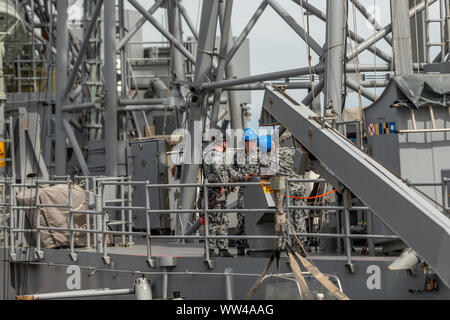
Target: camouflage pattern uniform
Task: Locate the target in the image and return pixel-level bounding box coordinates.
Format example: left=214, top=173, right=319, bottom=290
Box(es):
left=261, top=146, right=309, bottom=243
left=228, top=150, right=260, bottom=254
left=199, top=149, right=230, bottom=252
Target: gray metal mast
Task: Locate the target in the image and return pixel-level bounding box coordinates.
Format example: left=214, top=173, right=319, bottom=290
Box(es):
left=325, top=0, right=346, bottom=116
left=104, top=0, right=118, bottom=177
left=55, top=0, right=69, bottom=175
left=222, top=1, right=243, bottom=131
left=391, top=0, right=414, bottom=75
left=178, top=0, right=220, bottom=235
left=167, top=0, right=186, bottom=84
left=210, top=0, right=233, bottom=129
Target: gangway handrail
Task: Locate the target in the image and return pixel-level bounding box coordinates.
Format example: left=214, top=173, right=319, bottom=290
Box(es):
left=260, top=86, right=450, bottom=286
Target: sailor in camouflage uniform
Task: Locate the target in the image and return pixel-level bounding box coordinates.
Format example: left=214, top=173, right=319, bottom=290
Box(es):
left=199, top=134, right=233, bottom=257
left=228, top=128, right=260, bottom=256
left=260, top=133, right=309, bottom=247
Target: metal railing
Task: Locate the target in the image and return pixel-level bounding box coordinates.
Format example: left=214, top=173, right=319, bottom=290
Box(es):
left=0, top=176, right=446, bottom=266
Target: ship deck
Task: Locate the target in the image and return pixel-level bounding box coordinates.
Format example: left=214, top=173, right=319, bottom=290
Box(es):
left=76, top=239, right=398, bottom=262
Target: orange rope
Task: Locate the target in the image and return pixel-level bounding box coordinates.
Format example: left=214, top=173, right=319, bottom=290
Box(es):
left=289, top=189, right=337, bottom=200
left=260, top=181, right=337, bottom=199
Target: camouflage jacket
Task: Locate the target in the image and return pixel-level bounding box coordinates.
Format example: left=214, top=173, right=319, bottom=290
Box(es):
left=228, top=150, right=260, bottom=183
left=203, top=150, right=229, bottom=184
left=260, top=146, right=297, bottom=177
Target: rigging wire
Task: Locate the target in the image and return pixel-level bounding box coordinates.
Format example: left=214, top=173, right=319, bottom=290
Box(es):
left=298, top=0, right=317, bottom=113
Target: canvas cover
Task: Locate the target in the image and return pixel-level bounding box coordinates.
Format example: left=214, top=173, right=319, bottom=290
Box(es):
left=393, top=74, right=450, bottom=109
left=17, top=184, right=91, bottom=249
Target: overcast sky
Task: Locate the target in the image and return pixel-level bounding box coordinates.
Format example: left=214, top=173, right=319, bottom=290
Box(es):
left=73, top=0, right=444, bottom=128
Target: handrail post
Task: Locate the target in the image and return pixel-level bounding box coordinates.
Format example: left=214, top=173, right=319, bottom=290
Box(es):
left=120, top=177, right=126, bottom=246
left=9, top=181, right=15, bottom=261
left=101, top=183, right=110, bottom=264
left=69, top=180, right=77, bottom=262
left=203, top=180, right=213, bottom=269
left=128, top=177, right=133, bottom=246
left=145, top=181, right=154, bottom=268
left=343, top=189, right=355, bottom=274
left=285, top=179, right=292, bottom=245
left=34, top=182, right=43, bottom=259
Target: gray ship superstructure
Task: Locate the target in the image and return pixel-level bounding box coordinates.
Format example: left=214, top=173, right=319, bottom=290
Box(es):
left=0, top=0, right=449, bottom=300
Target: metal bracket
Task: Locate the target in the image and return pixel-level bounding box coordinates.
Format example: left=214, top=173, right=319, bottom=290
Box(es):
left=34, top=249, right=44, bottom=260
left=345, top=263, right=356, bottom=274
left=197, top=48, right=225, bottom=59
left=204, top=259, right=215, bottom=270
left=102, top=255, right=111, bottom=265
left=69, top=252, right=78, bottom=262
left=146, top=258, right=154, bottom=268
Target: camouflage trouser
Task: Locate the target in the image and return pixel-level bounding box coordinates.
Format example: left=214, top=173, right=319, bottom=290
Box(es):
left=208, top=203, right=229, bottom=251
left=236, top=187, right=249, bottom=253
left=198, top=188, right=229, bottom=251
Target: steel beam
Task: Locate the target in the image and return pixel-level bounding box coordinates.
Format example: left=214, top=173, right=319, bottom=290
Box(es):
left=345, top=78, right=376, bottom=102
left=63, top=119, right=89, bottom=176
left=224, top=0, right=268, bottom=66
left=325, top=0, right=346, bottom=115
left=201, top=66, right=317, bottom=90
left=211, top=0, right=234, bottom=128
left=128, top=0, right=195, bottom=64
left=179, top=1, right=199, bottom=41
left=117, top=0, right=164, bottom=52
left=266, top=0, right=322, bottom=56
left=261, top=87, right=450, bottom=287
left=352, top=0, right=393, bottom=45
left=62, top=102, right=97, bottom=113
left=119, top=98, right=166, bottom=106
left=167, top=0, right=186, bottom=83
left=104, top=0, right=118, bottom=177
left=18, top=288, right=134, bottom=300
left=302, top=79, right=324, bottom=107
left=64, top=0, right=103, bottom=98
left=178, top=0, right=220, bottom=235
left=391, top=0, right=414, bottom=75
left=119, top=0, right=128, bottom=98
left=118, top=106, right=175, bottom=112
left=345, top=0, right=437, bottom=62
left=220, top=1, right=243, bottom=130
left=55, top=0, right=69, bottom=175
left=223, top=82, right=314, bottom=91
left=290, top=0, right=392, bottom=63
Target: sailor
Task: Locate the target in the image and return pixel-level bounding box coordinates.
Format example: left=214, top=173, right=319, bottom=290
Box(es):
left=228, top=128, right=260, bottom=256
left=260, top=132, right=310, bottom=248
left=199, top=131, right=233, bottom=258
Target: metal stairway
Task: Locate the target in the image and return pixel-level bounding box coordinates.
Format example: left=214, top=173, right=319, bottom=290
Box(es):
left=260, top=86, right=450, bottom=287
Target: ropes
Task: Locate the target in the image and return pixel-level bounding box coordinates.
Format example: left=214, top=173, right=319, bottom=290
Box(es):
left=286, top=221, right=350, bottom=300
left=289, top=189, right=337, bottom=200
left=298, top=0, right=317, bottom=112
left=260, top=180, right=337, bottom=199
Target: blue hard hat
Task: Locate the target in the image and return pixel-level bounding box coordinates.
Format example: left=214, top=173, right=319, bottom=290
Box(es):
left=258, top=135, right=272, bottom=153
left=243, top=128, right=258, bottom=141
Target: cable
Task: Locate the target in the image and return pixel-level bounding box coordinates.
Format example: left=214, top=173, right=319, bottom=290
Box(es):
left=289, top=189, right=337, bottom=200
left=260, top=180, right=337, bottom=200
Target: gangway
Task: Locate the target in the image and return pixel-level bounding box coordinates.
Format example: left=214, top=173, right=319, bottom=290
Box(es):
left=260, top=86, right=450, bottom=287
